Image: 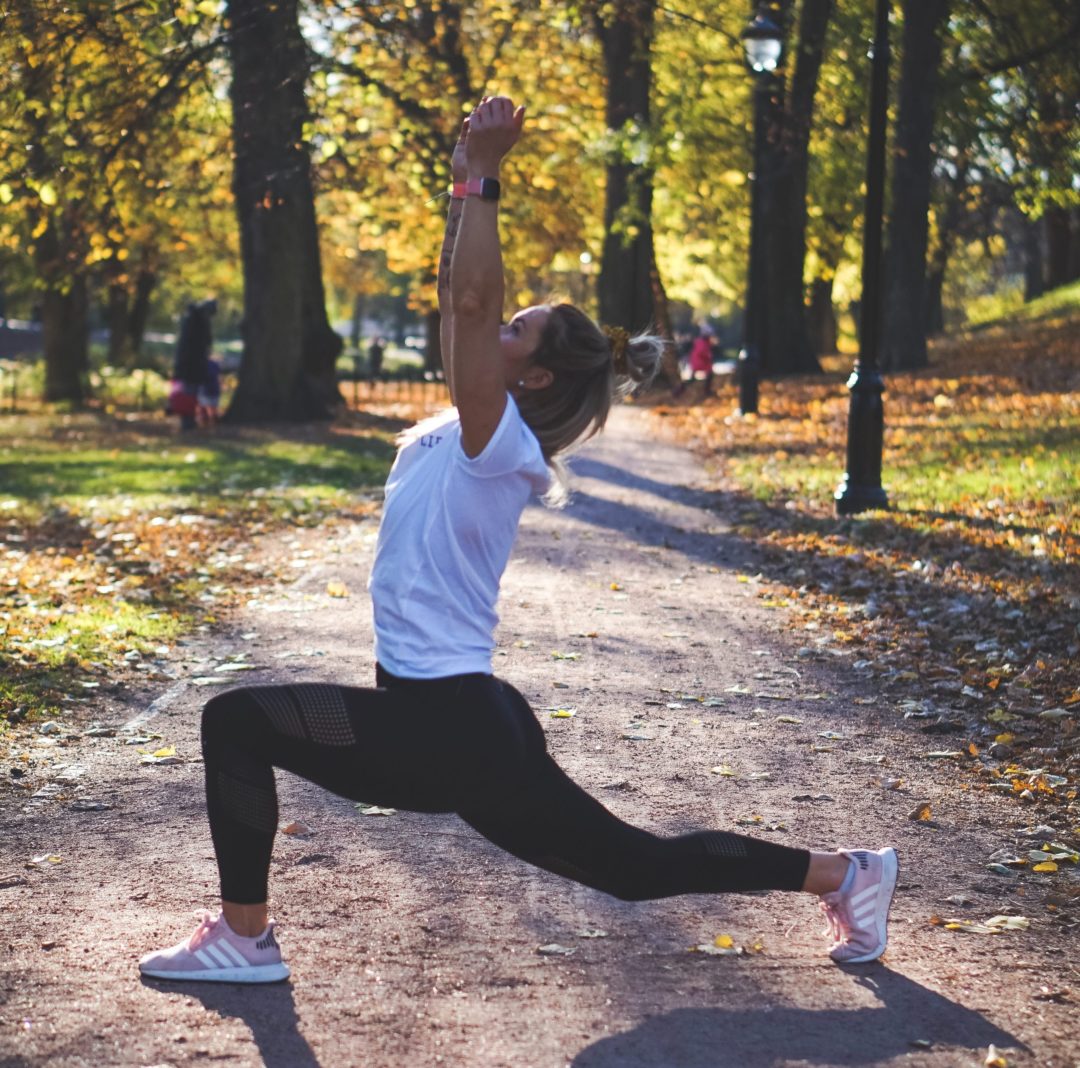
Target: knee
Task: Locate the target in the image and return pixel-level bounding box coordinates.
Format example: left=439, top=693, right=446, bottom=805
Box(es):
left=200, top=690, right=251, bottom=755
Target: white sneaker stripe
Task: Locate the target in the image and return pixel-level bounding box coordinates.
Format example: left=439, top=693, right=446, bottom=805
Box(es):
left=203, top=943, right=234, bottom=969
left=851, top=886, right=879, bottom=906
left=194, top=947, right=221, bottom=969
left=217, top=941, right=249, bottom=968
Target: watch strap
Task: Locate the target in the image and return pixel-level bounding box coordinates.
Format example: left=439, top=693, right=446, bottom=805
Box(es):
left=451, top=177, right=500, bottom=201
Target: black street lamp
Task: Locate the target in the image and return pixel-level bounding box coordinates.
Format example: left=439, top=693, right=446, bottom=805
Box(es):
left=737, top=7, right=783, bottom=416
left=835, top=0, right=890, bottom=515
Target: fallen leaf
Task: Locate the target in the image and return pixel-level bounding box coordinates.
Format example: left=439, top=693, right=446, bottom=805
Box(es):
left=536, top=943, right=575, bottom=956
left=908, top=802, right=933, bottom=822
left=280, top=821, right=313, bottom=836
left=326, top=580, right=349, bottom=598
left=984, top=1044, right=1008, bottom=1067
left=355, top=804, right=396, bottom=817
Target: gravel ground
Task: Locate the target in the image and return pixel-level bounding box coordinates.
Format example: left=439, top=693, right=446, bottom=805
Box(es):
left=1, top=405, right=1077, bottom=1068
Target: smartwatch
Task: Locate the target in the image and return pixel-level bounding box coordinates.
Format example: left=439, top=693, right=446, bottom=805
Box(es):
left=452, top=177, right=501, bottom=201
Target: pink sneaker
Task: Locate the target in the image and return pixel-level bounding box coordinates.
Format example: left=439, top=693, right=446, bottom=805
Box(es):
left=820, top=848, right=898, bottom=963
left=139, top=910, right=290, bottom=983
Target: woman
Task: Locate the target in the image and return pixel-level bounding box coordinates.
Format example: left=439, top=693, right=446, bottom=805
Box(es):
left=688, top=326, right=717, bottom=397
left=139, top=97, right=896, bottom=984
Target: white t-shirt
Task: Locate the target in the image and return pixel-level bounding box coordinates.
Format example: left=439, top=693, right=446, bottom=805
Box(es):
left=368, top=396, right=550, bottom=678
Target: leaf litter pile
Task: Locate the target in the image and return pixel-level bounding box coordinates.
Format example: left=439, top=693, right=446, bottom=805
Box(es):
left=650, top=319, right=1079, bottom=827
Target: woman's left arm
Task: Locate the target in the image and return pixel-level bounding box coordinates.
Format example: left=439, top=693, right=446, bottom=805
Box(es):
left=449, top=96, right=525, bottom=458
left=436, top=120, right=469, bottom=403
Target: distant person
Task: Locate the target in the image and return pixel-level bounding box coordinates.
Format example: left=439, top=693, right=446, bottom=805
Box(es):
left=688, top=326, right=717, bottom=397
left=139, top=95, right=896, bottom=987
left=367, top=336, right=386, bottom=381
left=168, top=299, right=218, bottom=431
left=196, top=356, right=222, bottom=429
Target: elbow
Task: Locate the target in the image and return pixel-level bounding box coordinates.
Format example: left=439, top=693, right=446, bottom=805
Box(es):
left=450, top=288, right=489, bottom=321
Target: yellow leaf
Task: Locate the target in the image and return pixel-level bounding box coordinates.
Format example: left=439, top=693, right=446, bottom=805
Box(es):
left=326, top=580, right=349, bottom=597
left=713, top=934, right=735, bottom=949
left=908, top=802, right=933, bottom=822
left=152, top=746, right=175, bottom=759
left=710, top=765, right=737, bottom=777
left=985, top=1044, right=1008, bottom=1067
left=1032, top=861, right=1058, bottom=873
left=39, top=182, right=57, bottom=206
left=609, top=582, right=623, bottom=590
left=0, top=183, right=12, bottom=204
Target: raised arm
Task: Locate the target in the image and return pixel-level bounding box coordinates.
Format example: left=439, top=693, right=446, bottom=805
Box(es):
left=449, top=96, right=525, bottom=457
left=436, top=119, right=469, bottom=402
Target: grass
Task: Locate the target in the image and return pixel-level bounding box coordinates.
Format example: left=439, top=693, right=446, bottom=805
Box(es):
left=0, top=400, right=435, bottom=726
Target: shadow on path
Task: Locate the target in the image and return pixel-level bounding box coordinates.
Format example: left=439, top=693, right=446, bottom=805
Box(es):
left=572, top=968, right=1022, bottom=1067
left=141, top=978, right=321, bottom=1068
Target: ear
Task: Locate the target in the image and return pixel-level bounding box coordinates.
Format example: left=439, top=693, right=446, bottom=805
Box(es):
left=522, top=365, right=553, bottom=391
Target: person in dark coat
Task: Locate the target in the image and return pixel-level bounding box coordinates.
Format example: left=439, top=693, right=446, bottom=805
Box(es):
left=169, top=299, right=217, bottom=430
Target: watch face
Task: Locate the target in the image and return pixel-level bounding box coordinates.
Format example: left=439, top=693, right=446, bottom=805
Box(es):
left=479, top=178, right=501, bottom=201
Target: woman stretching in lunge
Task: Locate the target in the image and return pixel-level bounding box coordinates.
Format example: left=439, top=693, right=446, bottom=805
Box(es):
left=139, top=96, right=897, bottom=984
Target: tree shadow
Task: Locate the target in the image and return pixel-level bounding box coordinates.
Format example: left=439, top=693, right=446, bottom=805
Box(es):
left=572, top=967, right=1023, bottom=1067
left=140, top=976, right=321, bottom=1068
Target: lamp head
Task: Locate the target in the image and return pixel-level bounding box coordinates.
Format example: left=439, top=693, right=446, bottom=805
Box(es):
left=742, top=11, right=783, bottom=73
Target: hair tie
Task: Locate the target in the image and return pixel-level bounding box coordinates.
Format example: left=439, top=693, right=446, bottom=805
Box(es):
left=602, top=324, right=631, bottom=374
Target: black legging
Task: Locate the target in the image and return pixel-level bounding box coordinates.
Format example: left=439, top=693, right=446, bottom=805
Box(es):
left=201, top=667, right=810, bottom=904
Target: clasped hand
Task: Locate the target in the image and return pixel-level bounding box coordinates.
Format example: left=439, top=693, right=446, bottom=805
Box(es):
left=453, top=96, right=525, bottom=180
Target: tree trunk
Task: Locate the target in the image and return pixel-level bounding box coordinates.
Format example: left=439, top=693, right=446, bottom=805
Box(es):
left=1044, top=206, right=1071, bottom=291
left=42, top=274, right=88, bottom=403
left=924, top=150, right=968, bottom=337
left=129, top=267, right=156, bottom=359
left=225, top=0, right=342, bottom=423
left=34, top=216, right=87, bottom=404
left=880, top=0, right=950, bottom=372
left=424, top=308, right=442, bottom=375
left=807, top=276, right=838, bottom=355
left=759, top=0, right=830, bottom=377
left=924, top=268, right=945, bottom=335
left=1023, top=216, right=1045, bottom=301
left=107, top=281, right=136, bottom=367
left=1069, top=207, right=1080, bottom=284
left=594, top=0, right=659, bottom=335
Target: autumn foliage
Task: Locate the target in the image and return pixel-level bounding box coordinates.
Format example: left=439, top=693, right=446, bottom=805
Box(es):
left=649, top=317, right=1079, bottom=814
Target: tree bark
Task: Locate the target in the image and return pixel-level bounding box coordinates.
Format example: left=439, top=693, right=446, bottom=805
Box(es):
left=807, top=276, right=838, bottom=355
left=35, top=216, right=87, bottom=404
left=225, top=0, right=342, bottom=423
left=128, top=267, right=156, bottom=359
left=1044, top=206, right=1072, bottom=290
left=594, top=0, right=659, bottom=335
left=924, top=150, right=969, bottom=336
left=1023, top=216, right=1045, bottom=302
left=880, top=0, right=950, bottom=372
left=42, top=275, right=88, bottom=403
left=758, top=0, right=830, bottom=377
left=106, top=281, right=135, bottom=367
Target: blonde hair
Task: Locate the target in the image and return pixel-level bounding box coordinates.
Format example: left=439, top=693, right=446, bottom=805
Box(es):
left=516, top=303, right=665, bottom=501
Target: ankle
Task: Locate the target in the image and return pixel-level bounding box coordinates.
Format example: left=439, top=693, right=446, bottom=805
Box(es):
left=802, top=851, right=852, bottom=896
left=222, top=901, right=269, bottom=938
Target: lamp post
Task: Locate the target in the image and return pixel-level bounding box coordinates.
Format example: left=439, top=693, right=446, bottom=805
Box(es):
left=737, top=8, right=783, bottom=416
left=835, top=0, right=890, bottom=515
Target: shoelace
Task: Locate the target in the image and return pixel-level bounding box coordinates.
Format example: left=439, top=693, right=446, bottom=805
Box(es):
left=819, top=899, right=849, bottom=946
left=185, top=909, right=218, bottom=951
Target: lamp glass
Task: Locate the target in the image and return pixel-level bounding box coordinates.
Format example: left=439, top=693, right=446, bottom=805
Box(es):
left=744, top=36, right=782, bottom=73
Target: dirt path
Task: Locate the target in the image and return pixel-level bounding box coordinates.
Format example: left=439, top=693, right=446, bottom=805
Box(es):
left=2, top=406, right=1076, bottom=1068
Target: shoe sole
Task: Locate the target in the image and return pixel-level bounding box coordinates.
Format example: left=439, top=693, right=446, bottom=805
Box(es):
left=140, top=962, right=290, bottom=983
left=833, top=848, right=898, bottom=964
